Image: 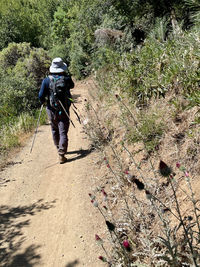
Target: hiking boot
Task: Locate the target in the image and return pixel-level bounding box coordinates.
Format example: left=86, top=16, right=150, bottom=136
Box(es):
left=59, top=155, right=67, bottom=164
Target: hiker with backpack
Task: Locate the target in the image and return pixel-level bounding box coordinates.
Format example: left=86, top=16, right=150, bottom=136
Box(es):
left=39, top=57, right=74, bottom=164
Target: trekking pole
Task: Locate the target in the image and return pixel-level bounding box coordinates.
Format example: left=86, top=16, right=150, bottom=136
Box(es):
left=58, top=100, right=76, bottom=128
left=69, top=98, right=79, bottom=111
left=72, top=107, right=81, bottom=124
left=30, top=104, right=44, bottom=154
left=68, top=98, right=81, bottom=124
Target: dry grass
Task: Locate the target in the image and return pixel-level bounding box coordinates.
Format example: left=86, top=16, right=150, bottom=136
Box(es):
left=83, top=77, right=200, bottom=266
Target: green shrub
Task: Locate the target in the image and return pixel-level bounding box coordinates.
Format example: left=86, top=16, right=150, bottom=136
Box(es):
left=66, top=34, right=90, bottom=79
left=96, top=29, right=200, bottom=108
left=127, top=111, right=166, bottom=152
left=0, top=42, right=31, bottom=70
left=49, top=44, right=70, bottom=66
left=0, top=43, right=51, bottom=124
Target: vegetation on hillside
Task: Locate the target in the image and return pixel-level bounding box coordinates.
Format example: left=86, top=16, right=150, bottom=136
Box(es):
left=0, top=0, right=200, bottom=265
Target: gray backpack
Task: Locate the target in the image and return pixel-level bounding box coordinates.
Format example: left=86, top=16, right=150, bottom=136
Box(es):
left=49, top=75, right=67, bottom=110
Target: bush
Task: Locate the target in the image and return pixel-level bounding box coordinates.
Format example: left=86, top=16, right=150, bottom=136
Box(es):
left=0, top=43, right=51, bottom=124
left=127, top=111, right=166, bottom=152
left=95, top=29, right=200, bottom=107
left=0, top=42, right=31, bottom=69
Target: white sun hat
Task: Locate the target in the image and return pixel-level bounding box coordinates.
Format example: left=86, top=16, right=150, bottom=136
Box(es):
left=49, top=57, right=67, bottom=73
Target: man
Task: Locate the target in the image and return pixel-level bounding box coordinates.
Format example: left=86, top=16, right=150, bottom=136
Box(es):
left=39, top=57, right=74, bottom=164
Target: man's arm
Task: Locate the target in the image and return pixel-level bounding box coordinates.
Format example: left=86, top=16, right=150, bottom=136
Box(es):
left=65, top=76, right=74, bottom=90
left=39, top=78, right=49, bottom=104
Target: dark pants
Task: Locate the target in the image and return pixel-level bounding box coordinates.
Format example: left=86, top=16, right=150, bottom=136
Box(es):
left=47, top=108, right=70, bottom=155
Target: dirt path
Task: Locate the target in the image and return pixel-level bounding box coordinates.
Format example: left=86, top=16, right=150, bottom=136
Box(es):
left=0, top=81, right=105, bottom=267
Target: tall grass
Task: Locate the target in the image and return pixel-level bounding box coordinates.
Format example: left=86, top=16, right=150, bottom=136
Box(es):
left=0, top=108, right=47, bottom=155
left=95, top=29, right=200, bottom=109
left=84, top=79, right=200, bottom=266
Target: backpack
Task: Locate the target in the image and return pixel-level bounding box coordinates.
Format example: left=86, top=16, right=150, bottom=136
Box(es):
left=49, top=75, right=68, bottom=110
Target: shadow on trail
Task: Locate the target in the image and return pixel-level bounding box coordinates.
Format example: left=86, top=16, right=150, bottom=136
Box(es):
left=66, top=148, right=94, bottom=163
left=45, top=148, right=94, bottom=168
left=0, top=161, right=22, bottom=173
left=0, top=178, right=13, bottom=188
left=0, top=199, right=56, bottom=266
left=7, top=245, right=41, bottom=267
left=65, top=259, right=79, bottom=267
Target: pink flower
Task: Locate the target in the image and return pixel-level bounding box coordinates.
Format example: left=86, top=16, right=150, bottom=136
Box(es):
left=123, top=240, right=130, bottom=248
left=95, top=234, right=103, bottom=245
left=102, top=189, right=108, bottom=201
left=102, top=189, right=107, bottom=196
left=91, top=200, right=98, bottom=207
left=95, top=234, right=101, bottom=240
left=107, top=164, right=110, bottom=168
left=185, top=171, right=189, bottom=177
left=98, top=256, right=107, bottom=262
left=123, top=240, right=131, bottom=251
left=124, top=170, right=129, bottom=175
left=176, top=162, right=181, bottom=168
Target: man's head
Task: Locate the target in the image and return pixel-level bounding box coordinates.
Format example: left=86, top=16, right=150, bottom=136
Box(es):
left=49, top=58, right=67, bottom=73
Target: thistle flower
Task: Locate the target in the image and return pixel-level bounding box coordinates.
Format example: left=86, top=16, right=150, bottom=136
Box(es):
left=145, top=190, right=152, bottom=200
left=176, top=162, right=181, bottom=168
left=95, top=234, right=103, bottom=245
left=185, top=171, right=189, bottom=177
left=159, top=160, right=172, bottom=177
left=161, top=207, right=171, bottom=213
left=102, top=189, right=107, bottom=196
left=125, top=172, right=136, bottom=183
left=123, top=240, right=131, bottom=251
left=88, top=193, right=96, bottom=201
left=95, top=234, right=101, bottom=241
left=106, top=220, right=115, bottom=232
left=102, top=189, right=108, bottom=201
left=134, top=178, right=145, bottom=190
left=98, top=256, right=107, bottom=262
left=91, top=199, right=98, bottom=207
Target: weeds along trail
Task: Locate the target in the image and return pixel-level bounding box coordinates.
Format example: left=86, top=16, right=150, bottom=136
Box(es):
left=84, top=78, right=200, bottom=266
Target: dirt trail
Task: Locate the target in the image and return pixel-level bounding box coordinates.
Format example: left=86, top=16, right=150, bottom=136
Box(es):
left=0, top=81, right=105, bottom=267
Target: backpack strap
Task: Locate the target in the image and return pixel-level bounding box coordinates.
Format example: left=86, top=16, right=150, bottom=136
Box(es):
left=49, top=75, right=56, bottom=94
